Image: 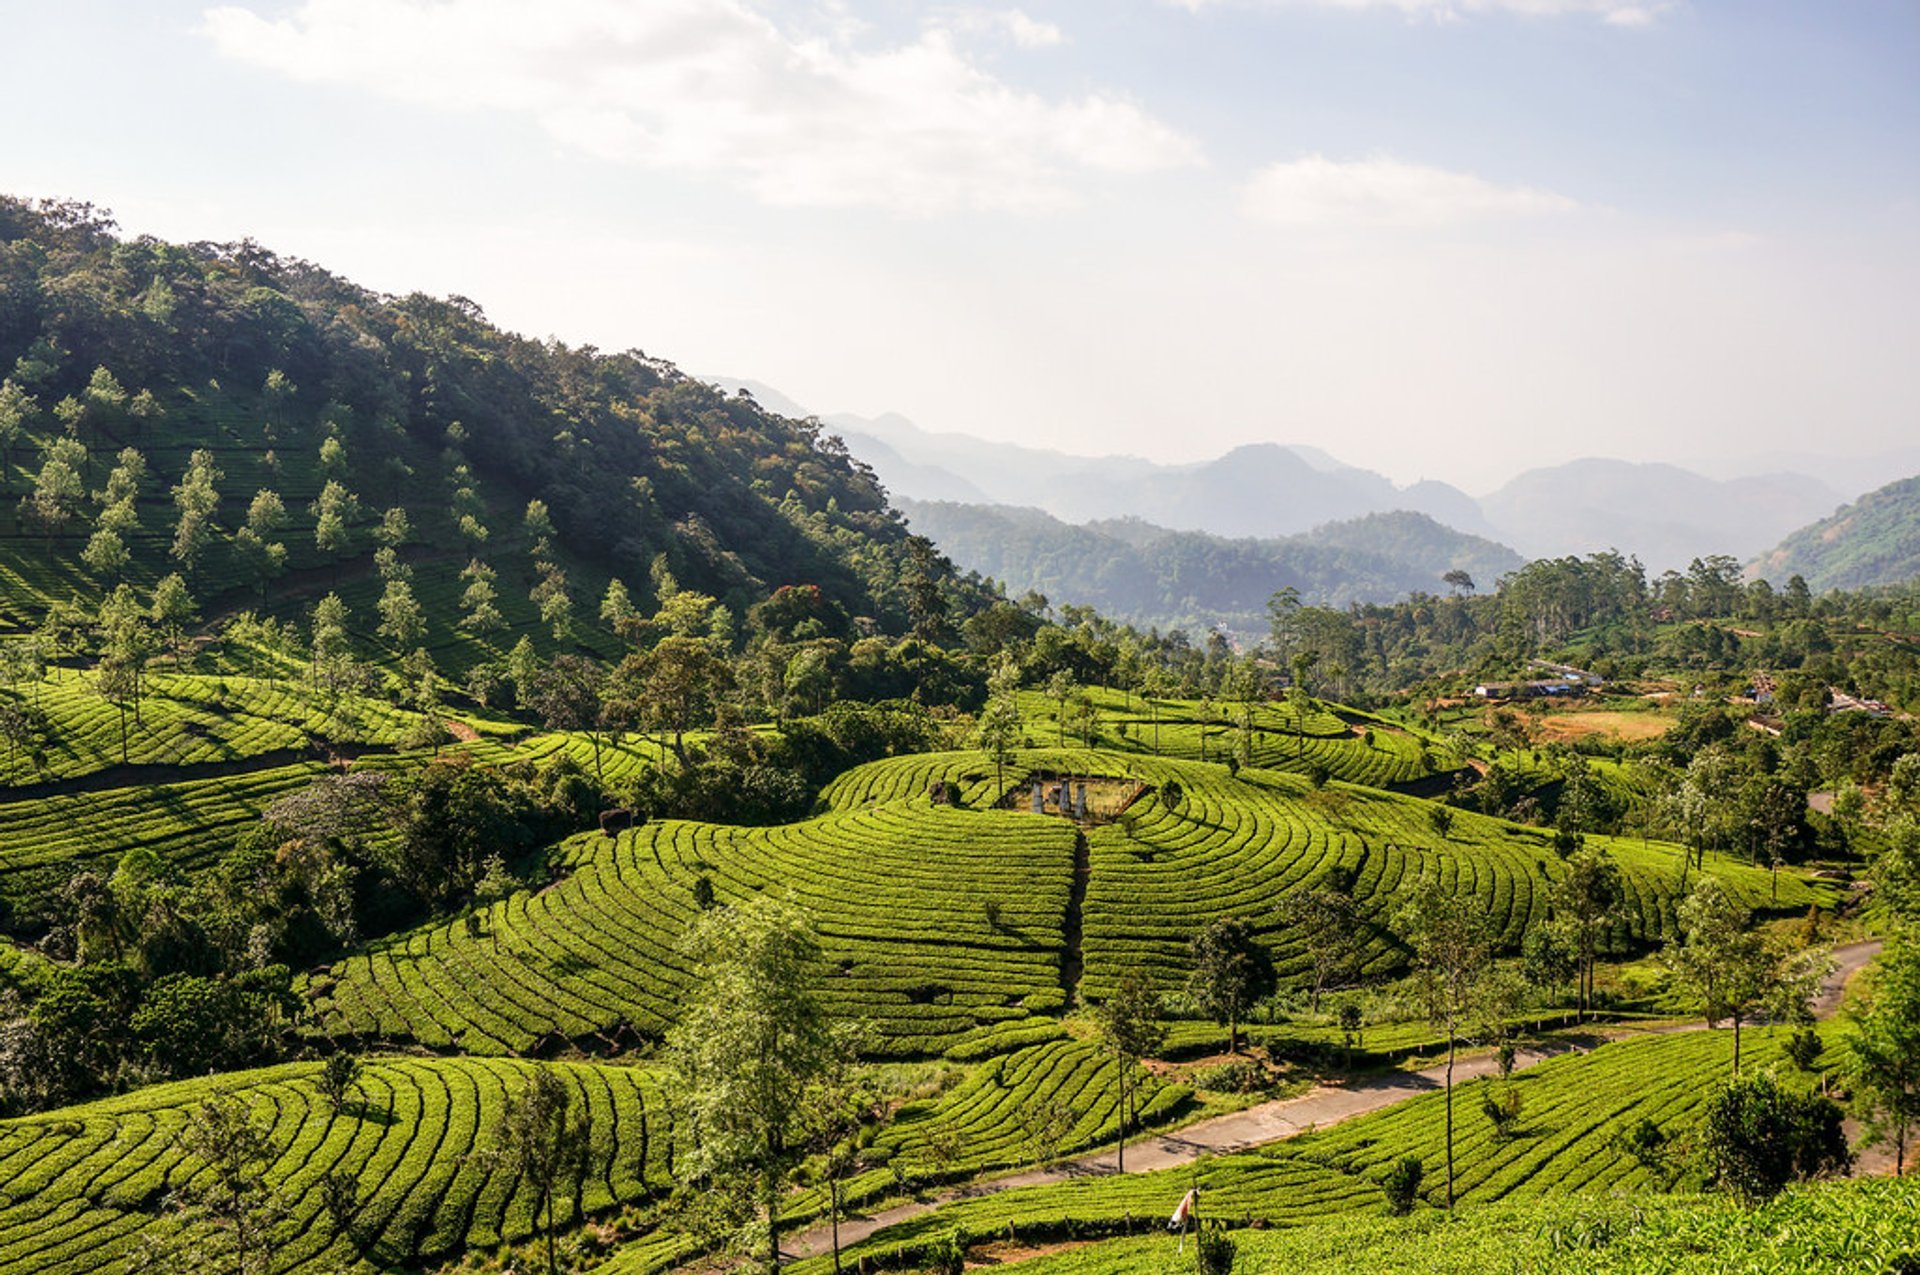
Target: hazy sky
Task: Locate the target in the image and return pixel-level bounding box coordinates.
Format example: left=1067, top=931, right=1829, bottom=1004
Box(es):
left=3, top=1, right=1915, bottom=491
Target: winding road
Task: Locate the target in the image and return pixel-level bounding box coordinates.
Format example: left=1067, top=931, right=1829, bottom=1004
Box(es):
left=778, top=938, right=1884, bottom=1262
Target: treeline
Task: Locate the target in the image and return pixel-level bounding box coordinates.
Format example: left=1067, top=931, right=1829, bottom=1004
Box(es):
left=1268, top=551, right=1920, bottom=710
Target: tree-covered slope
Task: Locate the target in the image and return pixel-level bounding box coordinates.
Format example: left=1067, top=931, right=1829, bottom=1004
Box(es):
left=1752, top=474, right=1920, bottom=592
left=897, top=499, right=1520, bottom=635
left=0, top=196, right=980, bottom=654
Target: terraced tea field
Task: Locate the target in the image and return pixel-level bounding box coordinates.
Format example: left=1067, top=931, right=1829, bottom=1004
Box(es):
left=0, top=759, right=330, bottom=908
left=0, top=1056, right=672, bottom=1275
left=785, top=1022, right=1826, bottom=1274
left=950, top=1176, right=1920, bottom=1275
left=311, top=748, right=1834, bottom=1058
left=0, top=671, right=515, bottom=787
left=1016, top=689, right=1458, bottom=790
left=309, top=790, right=1077, bottom=1056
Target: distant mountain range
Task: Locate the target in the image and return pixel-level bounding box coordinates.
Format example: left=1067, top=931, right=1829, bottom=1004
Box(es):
left=711, top=376, right=1888, bottom=596
left=1477, top=459, right=1844, bottom=573
left=898, top=502, right=1523, bottom=636
left=1752, top=475, right=1920, bottom=592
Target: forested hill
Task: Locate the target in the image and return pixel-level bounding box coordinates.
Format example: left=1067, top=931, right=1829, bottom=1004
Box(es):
left=1752, top=473, right=1920, bottom=593
left=0, top=196, right=981, bottom=649
left=898, top=499, right=1522, bottom=636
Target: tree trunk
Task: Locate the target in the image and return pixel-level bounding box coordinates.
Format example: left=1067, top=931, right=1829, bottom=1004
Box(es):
left=1444, top=1033, right=1456, bottom=1209
left=830, top=1177, right=842, bottom=1275
left=767, top=1170, right=781, bottom=1272
left=1116, top=1069, right=1127, bottom=1173
left=1731, top=1013, right=1742, bottom=1077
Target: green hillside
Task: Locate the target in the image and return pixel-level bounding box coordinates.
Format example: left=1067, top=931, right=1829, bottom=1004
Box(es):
left=0, top=196, right=982, bottom=657
left=782, top=1026, right=1834, bottom=1275
left=897, top=500, right=1521, bottom=636
left=1752, top=474, right=1920, bottom=592
left=0, top=1055, right=671, bottom=1275
left=308, top=748, right=1830, bottom=1060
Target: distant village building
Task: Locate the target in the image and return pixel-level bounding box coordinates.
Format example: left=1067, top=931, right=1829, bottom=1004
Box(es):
left=1472, top=679, right=1583, bottom=700
left=1527, top=660, right=1605, bottom=687
left=1828, top=689, right=1892, bottom=718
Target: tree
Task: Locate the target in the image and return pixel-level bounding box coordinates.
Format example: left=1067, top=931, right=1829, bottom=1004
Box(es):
left=170, top=448, right=222, bottom=571
left=1279, top=879, right=1362, bottom=1013
left=669, top=896, right=850, bottom=1271
left=151, top=572, right=197, bottom=666
left=1093, top=970, right=1165, bottom=1172
left=975, top=655, right=1023, bottom=799
left=1549, top=844, right=1622, bottom=1022
left=1664, top=876, right=1824, bottom=1076
left=1046, top=670, right=1075, bottom=747
left=172, top=1095, right=290, bottom=1275
left=1843, top=937, right=1920, bottom=1175
left=21, top=435, right=86, bottom=534
left=0, top=378, right=34, bottom=481
left=524, top=498, right=556, bottom=555
left=600, top=578, right=636, bottom=628
left=1187, top=916, right=1275, bottom=1055
left=310, top=479, right=360, bottom=557
left=616, top=635, right=732, bottom=759
left=497, top=1069, right=590, bottom=1275
left=1396, top=881, right=1494, bottom=1208
left=529, top=654, right=612, bottom=788
left=376, top=577, right=426, bottom=648
left=452, top=560, right=502, bottom=636
left=1698, top=1070, right=1849, bottom=1203
left=367, top=505, right=407, bottom=551
left=235, top=489, right=288, bottom=594
left=531, top=560, right=573, bottom=641
left=309, top=593, right=358, bottom=696
left=317, top=1052, right=363, bottom=1113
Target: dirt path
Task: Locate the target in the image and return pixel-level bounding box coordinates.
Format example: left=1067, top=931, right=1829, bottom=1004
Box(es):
left=778, top=939, right=1884, bottom=1263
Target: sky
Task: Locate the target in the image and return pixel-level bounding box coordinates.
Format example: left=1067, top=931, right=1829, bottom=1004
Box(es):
left=2, top=0, right=1916, bottom=492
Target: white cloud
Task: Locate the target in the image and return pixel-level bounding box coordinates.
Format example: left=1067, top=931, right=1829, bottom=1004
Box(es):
left=940, top=8, right=1067, bottom=48
left=1166, top=0, right=1672, bottom=22
left=1242, top=155, right=1578, bottom=228
left=200, top=0, right=1196, bottom=214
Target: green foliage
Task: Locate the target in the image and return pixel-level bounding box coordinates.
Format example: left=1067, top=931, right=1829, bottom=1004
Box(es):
left=1696, top=1070, right=1850, bottom=1203
left=1381, top=1155, right=1424, bottom=1216
left=1187, top=915, right=1275, bottom=1054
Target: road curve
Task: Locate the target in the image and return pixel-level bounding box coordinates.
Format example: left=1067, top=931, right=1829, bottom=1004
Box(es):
left=777, top=937, right=1884, bottom=1262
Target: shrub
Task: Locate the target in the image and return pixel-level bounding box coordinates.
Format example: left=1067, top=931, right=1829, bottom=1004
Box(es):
left=926, top=1227, right=968, bottom=1275
left=1784, top=1026, right=1824, bottom=1072
left=1613, top=1115, right=1669, bottom=1174
left=1698, top=1071, right=1851, bottom=1203
left=1194, top=1224, right=1237, bottom=1275
left=1382, top=1155, right=1424, bottom=1215
left=1192, top=1059, right=1266, bottom=1095
left=1428, top=805, right=1454, bottom=836
left=1479, top=1077, right=1524, bottom=1141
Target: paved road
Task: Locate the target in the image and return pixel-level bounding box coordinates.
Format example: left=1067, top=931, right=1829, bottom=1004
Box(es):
left=778, top=937, right=1884, bottom=1262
